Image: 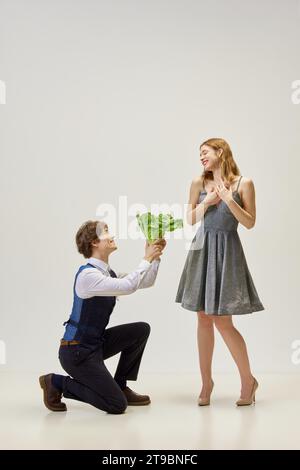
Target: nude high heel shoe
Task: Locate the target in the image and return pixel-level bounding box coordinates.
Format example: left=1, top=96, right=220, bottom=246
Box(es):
left=236, top=377, right=258, bottom=406
left=198, top=379, right=214, bottom=406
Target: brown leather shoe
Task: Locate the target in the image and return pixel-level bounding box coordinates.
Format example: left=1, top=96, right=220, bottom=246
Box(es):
left=39, top=374, right=67, bottom=412
left=122, top=386, right=151, bottom=406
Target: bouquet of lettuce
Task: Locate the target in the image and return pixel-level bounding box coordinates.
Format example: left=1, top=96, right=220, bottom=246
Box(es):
left=136, top=212, right=183, bottom=243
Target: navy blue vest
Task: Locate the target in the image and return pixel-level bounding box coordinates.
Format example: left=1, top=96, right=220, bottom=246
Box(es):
left=62, top=263, right=117, bottom=349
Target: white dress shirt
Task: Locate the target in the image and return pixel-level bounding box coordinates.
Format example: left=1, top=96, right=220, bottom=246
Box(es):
left=75, top=257, right=161, bottom=299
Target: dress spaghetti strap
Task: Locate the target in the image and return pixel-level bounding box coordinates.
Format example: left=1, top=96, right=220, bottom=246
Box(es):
left=235, top=175, right=242, bottom=192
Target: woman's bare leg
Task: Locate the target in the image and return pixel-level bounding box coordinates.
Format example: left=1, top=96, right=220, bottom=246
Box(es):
left=197, top=311, right=215, bottom=397
left=213, top=315, right=255, bottom=398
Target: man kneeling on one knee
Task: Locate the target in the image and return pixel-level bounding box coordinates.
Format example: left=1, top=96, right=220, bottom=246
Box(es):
left=39, top=220, right=166, bottom=414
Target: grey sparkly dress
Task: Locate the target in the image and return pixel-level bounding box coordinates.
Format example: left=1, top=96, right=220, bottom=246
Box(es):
left=175, top=175, right=265, bottom=315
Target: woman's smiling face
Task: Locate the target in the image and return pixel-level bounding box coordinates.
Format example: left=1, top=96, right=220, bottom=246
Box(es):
left=200, top=144, right=221, bottom=171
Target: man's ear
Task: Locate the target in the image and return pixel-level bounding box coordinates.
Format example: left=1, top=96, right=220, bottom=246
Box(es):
left=91, top=238, right=100, bottom=249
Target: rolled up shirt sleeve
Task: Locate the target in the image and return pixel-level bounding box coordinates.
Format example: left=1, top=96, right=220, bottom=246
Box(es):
left=75, top=259, right=156, bottom=299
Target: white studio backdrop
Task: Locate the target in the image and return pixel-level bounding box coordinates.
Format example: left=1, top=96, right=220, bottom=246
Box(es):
left=0, top=0, right=299, bottom=375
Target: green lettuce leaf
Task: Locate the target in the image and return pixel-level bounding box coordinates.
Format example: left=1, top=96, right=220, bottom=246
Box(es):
left=136, top=212, right=183, bottom=242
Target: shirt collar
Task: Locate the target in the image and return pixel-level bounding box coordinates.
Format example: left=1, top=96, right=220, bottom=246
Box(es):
left=87, top=257, right=110, bottom=273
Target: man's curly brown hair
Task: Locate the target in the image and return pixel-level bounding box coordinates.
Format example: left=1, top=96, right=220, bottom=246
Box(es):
left=75, top=220, right=103, bottom=258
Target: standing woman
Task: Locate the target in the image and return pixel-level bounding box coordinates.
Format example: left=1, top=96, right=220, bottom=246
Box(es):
left=175, top=138, right=265, bottom=406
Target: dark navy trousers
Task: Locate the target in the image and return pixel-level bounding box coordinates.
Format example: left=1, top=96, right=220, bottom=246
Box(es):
left=59, top=321, right=151, bottom=414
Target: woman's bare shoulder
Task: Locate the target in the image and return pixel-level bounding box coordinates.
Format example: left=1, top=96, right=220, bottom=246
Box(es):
left=240, top=176, right=254, bottom=188
left=191, top=175, right=204, bottom=190
left=239, top=177, right=255, bottom=197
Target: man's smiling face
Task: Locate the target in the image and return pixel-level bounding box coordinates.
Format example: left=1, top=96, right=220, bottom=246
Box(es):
left=93, top=221, right=118, bottom=255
